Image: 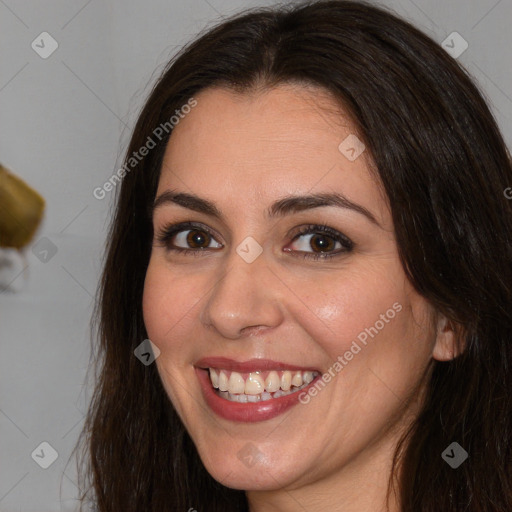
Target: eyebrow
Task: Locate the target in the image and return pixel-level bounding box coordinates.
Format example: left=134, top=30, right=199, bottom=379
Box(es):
left=152, top=190, right=381, bottom=227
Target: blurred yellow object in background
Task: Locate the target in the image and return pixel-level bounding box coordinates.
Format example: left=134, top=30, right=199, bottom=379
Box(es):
left=0, top=163, right=45, bottom=250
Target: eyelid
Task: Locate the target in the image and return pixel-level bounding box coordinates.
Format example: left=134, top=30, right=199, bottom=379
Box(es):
left=155, top=221, right=223, bottom=245
left=288, top=224, right=353, bottom=248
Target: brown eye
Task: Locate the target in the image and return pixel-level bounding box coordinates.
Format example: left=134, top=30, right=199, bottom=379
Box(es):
left=309, top=233, right=336, bottom=252
left=185, top=229, right=211, bottom=249
left=290, top=232, right=340, bottom=253
left=286, top=224, right=354, bottom=260
left=156, top=222, right=223, bottom=253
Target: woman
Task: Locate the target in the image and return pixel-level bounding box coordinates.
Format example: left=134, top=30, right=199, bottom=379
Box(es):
left=73, top=1, right=512, bottom=510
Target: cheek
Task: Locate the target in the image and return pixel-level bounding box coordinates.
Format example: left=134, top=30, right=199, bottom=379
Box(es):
left=142, top=262, right=166, bottom=342
left=142, top=260, right=201, bottom=416
left=282, top=264, right=409, bottom=362
left=142, top=260, right=191, bottom=352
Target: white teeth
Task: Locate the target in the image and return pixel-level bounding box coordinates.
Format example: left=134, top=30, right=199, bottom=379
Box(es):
left=303, top=371, right=314, bottom=384
left=218, top=378, right=315, bottom=403
left=245, top=372, right=265, bottom=395
left=291, top=371, right=303, bottom=387
left=208, top=368, right=319, bottom=402
left=281, top=371, right=292, bottom=391
left=210, top=368, right=219, bottom=388
left=228, top=371, right=245, bottom=394
left=218, top=370, right=229, bottom=392
left=265, top=371, right=280, bottom=392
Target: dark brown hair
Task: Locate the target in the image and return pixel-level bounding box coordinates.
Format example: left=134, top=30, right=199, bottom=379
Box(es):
left=72, top=1, right=512, bottom=510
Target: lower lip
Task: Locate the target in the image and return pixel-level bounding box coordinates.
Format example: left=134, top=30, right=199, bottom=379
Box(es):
left=195, top=368, right=319, bottom=423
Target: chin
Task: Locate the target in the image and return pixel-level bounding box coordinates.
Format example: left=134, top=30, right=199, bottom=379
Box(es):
left=207, top=464, right=291, bottom=491
left=196, top=444, right=303, bottom=491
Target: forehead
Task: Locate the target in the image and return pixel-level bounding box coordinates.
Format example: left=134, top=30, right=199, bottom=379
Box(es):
left=157, top=84, right=389, bottom=226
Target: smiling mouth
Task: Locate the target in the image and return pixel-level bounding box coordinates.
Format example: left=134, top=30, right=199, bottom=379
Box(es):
left=208, top=368, right=320, bottom=403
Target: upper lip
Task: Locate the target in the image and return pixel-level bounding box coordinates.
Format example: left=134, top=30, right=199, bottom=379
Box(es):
left=195, top=357, right=320, bottom=373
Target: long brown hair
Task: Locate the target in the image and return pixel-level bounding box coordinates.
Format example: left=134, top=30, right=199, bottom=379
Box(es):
left=72, top=1, right=512, bottom=510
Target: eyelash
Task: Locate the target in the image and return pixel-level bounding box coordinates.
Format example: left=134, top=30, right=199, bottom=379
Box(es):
left=155, top=221, right=354, bottom=260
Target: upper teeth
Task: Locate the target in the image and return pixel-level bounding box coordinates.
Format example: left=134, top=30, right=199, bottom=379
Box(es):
left=209, top=369, right=316, bottom=395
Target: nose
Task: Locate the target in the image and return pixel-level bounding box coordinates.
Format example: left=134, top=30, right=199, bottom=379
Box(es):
left=199, top=246, right=284, bottom=339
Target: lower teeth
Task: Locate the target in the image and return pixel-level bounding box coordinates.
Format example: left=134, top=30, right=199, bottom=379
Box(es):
left=215, top=381, right=311, bottom=403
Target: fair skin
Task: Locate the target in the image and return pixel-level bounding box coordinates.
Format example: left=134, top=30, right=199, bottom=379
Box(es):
left=142, top=83, right=457, bottom=512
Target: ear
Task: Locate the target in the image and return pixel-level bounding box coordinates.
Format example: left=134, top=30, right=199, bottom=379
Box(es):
left=432, top=313, right=463, bottom=361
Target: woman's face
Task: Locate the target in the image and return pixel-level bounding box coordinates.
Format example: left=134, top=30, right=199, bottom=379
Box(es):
left=143, top=84, right=451, bottom=499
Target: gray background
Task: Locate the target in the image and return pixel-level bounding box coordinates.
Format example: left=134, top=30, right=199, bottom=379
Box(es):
left=0, top=0, right=511, bottom=510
